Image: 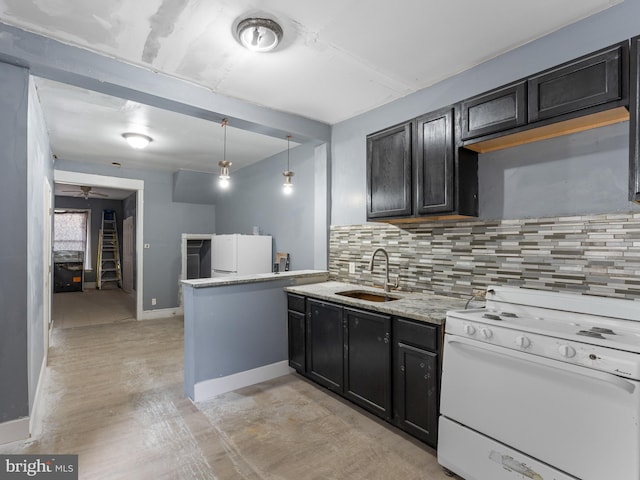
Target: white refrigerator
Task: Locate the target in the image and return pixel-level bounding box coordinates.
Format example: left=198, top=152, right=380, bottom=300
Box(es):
left=211, top=234, right=273, bottom=277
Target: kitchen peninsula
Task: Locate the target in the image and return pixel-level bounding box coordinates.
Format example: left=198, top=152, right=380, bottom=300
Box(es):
left=181, top=270, right=328, bottom=402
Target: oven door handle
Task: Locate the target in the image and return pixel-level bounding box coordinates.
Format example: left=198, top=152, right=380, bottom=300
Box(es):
left=446, top=337, right=637, bottom=395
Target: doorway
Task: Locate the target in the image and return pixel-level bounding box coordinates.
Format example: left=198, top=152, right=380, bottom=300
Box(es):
left=53, top=170, right=144, bottom=320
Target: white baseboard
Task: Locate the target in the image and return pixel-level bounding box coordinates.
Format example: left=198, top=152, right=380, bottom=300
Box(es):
left=193, top=361, right=293, bottom=402
left=29, top=356, right=48, bottom=437
left=0, top=417, right=29, bottom=446
left=140, top=306, right=184, bottom=321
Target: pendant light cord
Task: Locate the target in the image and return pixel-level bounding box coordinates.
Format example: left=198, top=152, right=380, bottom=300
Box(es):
left=221, top=118, right=228, bottom=161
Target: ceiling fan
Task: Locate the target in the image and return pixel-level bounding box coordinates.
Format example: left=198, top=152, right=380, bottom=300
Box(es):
left=62, top=185, right=109, bottom=200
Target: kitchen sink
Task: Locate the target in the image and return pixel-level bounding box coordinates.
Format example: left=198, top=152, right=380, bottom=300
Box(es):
left=335, top=290, right=400, bottom=302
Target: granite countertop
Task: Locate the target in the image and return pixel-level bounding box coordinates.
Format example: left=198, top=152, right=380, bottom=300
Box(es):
left=181, top=270, right=329, bottom=288
left=285, top=281, right=470, bottom=326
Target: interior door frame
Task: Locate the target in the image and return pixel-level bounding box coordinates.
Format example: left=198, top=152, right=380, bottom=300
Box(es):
left=122, top=215, right=134, bottom=294
left=43, top=178, right=52, bottom=359
left=54, top=170, right=144, bottom=320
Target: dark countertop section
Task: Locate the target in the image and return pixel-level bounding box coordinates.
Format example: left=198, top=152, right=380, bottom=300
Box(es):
left=285, top=281, right=470, bottom=326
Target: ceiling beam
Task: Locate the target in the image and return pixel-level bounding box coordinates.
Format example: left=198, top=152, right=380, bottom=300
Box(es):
left=0, top=22, right=331, bottom=144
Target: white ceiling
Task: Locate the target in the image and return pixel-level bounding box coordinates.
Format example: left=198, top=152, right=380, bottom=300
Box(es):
left=0, top=0, right=623, bottom=188
left=34, top=77, right=296, bottom=174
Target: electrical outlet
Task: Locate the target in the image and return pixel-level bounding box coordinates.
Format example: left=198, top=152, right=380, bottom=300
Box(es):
left=151, top=298, right=157, bottom=306
left=349, top=262, right=356, bottom=274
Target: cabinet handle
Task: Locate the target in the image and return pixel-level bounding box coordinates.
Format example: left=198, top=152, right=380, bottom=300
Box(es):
left=400, top=365, right=405, bottom=372
left=383, top=337, right=389, bottom=344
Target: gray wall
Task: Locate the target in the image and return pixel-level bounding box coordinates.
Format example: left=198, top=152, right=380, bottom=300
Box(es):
left=215, top=142, right=321, bottom=271
left=27, top=77, right=54, bottom=412
left=330, top=1, right=640, bottom=225
left=0, top=62, right=29, bottom=423
left=54, top=160, right=215, bottom=310
left=480, top=122, right=634, bottom=219
left=54, top=196, right=125, bottom=283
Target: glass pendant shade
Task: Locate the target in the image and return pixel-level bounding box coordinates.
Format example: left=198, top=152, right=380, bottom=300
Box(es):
left=283, top=171, right=294, bottom=195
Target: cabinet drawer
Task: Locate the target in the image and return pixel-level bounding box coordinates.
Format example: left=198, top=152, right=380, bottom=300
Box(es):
left=393, top=317, right=439, bottom=352
left=460, top=82, right=527, bottom=140
left=528, top=41, right=627, bottom=122
left=287, top=293, right=306, bottom=313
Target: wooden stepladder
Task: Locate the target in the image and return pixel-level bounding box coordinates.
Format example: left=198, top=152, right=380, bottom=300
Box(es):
left=97, top=210, right=122, bottom=289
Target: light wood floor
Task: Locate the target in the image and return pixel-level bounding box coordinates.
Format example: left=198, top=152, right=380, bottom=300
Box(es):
left=1, top=289, right=456, bottom=479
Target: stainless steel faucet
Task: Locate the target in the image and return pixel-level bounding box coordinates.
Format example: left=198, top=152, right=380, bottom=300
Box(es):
left=368, top=247, right=399, bottom=293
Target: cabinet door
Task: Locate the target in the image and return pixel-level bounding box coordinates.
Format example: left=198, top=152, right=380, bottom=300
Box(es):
left=528, top=42, right=627, bottom=123
left=394, top=343, right=439, bottom=447
left=288, top=310, right=306, bottom=373
left=460, top=82, right=527, bottom=140
left=631, top=35, right=640, bottom=203
left=367, top=122, right=412, bottom=219
left=415, top=108, right=454, bottom=215
left=343, top=308, right=391, bottom=420
left=306, top=299, right=344, bottom=392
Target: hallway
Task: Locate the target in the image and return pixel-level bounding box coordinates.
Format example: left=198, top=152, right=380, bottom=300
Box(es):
left=1, top=290, right=450, bottom=479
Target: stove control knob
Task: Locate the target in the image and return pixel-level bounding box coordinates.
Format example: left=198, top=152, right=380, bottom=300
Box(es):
left=515, top=335, right=531, bottom=348
left=464, top=324, right=476, bottom=336
left=480, top=328, right=493, bottom=339
left=558, top=344, right=576, bottom=358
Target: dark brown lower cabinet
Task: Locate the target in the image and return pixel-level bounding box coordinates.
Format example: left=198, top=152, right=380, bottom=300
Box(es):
left=344, top=308, right=391, bottom=420
left=306, top=299, right=344, bottom=392
left=394, top=343, right=439, bottom=447
left=287, top=310, right=306, bottom=373
left=287, top=295, right=441, bottom=447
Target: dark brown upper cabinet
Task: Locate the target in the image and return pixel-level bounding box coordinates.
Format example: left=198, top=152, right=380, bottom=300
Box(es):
left=367, top=107, right=478, bottom=222
left=462, top=41, right=629, bottom=154
left=528, top=42, right=627, bottom=122
left=415, top=108, right=455, bottom=215
left=631, top=35, right=640, bottom=203
left=460, top=81, right=527, bottom=140
left=366, top=122, right=412, bottom=219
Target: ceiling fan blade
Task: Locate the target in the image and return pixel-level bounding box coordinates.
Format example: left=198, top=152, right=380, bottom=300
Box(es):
left=92, top=192, right=109, bottom=197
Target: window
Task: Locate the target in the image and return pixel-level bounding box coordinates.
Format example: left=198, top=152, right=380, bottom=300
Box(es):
left=54, top=210, right=92, bottom=271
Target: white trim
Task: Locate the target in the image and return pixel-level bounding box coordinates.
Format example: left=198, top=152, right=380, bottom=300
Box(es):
left=54, top=170, right=143, bottom=191
left=193, top=361, right=293, bottom=402
left=140, top=306, right=184, bottom=321
left=28, top=356, right=47, bottom=437
left=0, top=418, right=29, bottom=445
left=54, top=170, right=144, bottom=320
left=42, top=177, right=52, bottom=366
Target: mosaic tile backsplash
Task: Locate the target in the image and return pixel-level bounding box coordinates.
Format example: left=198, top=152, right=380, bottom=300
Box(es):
left=329, top=212, right=640, bottom=301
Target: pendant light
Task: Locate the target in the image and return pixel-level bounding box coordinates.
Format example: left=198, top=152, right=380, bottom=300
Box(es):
left=282, top=135, right=294, bottom=195
left=218, top=119, right=231, bottom=189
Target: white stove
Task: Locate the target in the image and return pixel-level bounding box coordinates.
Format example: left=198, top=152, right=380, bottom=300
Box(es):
left=438, top=285, right=640, bottom=480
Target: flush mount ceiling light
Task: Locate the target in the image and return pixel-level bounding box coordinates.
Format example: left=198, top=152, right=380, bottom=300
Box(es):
left=218, top=119, right=232, bottom=189
left=122, top=132, right=152, bottom=149
left=236, top=17, right=283, bottom=52
left=282, top=135, right=294, bottom=195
